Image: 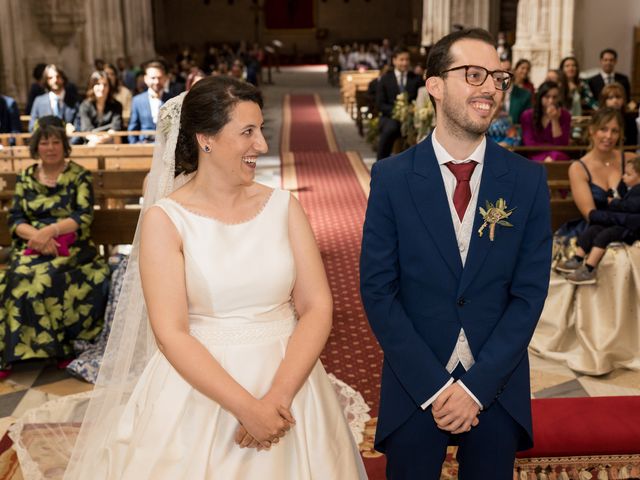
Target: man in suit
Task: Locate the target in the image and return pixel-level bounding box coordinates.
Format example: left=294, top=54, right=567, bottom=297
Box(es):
left=128, top=60, right=173, bottom=143
left=29, top=64, right=80, bottom=133
left=588, top=49, right=631, bottom=103
left=375, top=46, right=421, bottom=160
left=360, top=28, right=552, bottom=479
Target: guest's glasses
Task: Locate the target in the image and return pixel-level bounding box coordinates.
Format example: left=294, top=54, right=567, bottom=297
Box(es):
left=439, top=65, right=513, bottom=91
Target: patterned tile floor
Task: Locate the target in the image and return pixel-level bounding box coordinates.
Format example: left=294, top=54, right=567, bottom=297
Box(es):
left=1, top=67, right=639, bottom=442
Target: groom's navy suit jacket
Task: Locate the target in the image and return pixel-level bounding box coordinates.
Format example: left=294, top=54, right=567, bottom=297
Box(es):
left=360, top=134, right=552, bottom=452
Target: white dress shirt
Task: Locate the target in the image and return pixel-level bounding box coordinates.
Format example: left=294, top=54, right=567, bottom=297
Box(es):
left=600, top=71, right=614, bottom=85
left=394, top=69, right=406, bottom=91
left=148, top=92, right=162, bottom=125
left=420, top=128, right=484, bottom=411
left=48, top=90, right=65, bottom=116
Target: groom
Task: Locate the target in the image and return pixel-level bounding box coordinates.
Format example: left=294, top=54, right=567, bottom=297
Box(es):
left=360, top=28, right=552, bottom=479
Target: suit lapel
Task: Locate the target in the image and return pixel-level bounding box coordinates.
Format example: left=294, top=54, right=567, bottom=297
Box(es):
left=407, top=136, right=463, bottom=278
left=457, top=140, right=516, bottom=295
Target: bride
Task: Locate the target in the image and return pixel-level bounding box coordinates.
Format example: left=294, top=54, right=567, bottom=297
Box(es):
left=10, top=76, right=367, bottom=479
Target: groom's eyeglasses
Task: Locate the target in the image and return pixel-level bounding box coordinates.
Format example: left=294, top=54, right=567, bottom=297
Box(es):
left=439, top=65, right=513, bottom=91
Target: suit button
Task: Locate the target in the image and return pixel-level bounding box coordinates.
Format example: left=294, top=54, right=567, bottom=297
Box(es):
left=457, top=297, right=466, bottom=306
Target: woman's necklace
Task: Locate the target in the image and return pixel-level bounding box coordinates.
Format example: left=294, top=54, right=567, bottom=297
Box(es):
left=38, top=164, right=65, bottom=187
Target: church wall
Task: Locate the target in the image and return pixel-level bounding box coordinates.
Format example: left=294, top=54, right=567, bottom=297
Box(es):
left=573, top=0, right=640, bottom=77
left=153, top=0, right=420, bottom=59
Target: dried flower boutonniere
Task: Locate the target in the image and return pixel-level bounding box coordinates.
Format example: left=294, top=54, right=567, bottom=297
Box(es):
left=478, top=198, right=515, bottom=241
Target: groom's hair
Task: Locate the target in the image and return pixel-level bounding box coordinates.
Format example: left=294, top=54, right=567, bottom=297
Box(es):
left=425, top=28, right=495, bottom=112
left=175, top=76, right=263, bottom=175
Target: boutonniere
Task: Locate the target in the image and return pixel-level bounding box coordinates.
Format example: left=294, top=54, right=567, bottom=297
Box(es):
left=478, top=198, right=515, bottom=241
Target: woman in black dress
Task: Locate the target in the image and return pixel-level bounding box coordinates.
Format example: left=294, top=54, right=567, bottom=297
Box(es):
left=78, top=70, right=123, bottom=145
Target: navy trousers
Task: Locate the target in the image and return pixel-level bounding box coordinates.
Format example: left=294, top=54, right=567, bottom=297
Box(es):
left=384, top=369, right=522, bottom=479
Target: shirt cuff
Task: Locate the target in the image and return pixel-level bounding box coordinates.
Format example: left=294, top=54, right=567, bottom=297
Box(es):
left=420, top=378, right=454, bottom=410
left=457, top=380, right=483, bottom=410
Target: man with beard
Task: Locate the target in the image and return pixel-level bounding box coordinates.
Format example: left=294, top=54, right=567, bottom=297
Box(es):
left=29, top=64, right=80, bottom=132
left=360, top=28, right=552, bottom=479
left=128, top=60, right=174, bottom=143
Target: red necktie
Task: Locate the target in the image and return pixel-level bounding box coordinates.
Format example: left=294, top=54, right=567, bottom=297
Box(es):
left=446, top=161, right=477, bottom=221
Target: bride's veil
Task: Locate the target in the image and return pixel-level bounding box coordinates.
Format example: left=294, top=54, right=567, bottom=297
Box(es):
left=8, top=92, right=193, bottom=480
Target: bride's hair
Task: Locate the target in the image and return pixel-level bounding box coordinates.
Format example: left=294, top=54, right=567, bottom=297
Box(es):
left=175, top=76, right=263, bottom=175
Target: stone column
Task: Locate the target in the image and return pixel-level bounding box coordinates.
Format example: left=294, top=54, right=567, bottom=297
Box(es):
left=0, top=0, right=29, bottom=100
left=422, top=0, right=451, bottom=46
left=451, top=0, right=490, bottom=31
left=121, top=0, right=156, bottom=65
left=421, top=0, right=491, bottom=47
left=85, top=0, right=127, bottom=65
left=512, top=0, right=575, bottom=87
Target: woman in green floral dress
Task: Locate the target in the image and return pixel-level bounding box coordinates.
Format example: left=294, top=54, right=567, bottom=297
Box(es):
left=0, top=116, right=110, bottom=377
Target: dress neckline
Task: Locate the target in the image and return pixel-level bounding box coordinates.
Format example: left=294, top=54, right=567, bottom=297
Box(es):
left=164, top=188, right=276, bottom=226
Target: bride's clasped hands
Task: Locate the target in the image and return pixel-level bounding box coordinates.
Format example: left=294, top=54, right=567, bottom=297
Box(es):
left=234, top=388, right=297, bottom=451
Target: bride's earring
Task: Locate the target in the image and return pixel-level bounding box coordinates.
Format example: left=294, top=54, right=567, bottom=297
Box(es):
left=203, top=145, right=211, bottom=153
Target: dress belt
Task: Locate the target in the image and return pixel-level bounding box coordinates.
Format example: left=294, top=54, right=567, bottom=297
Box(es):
left=188, top=304, right=297, bottom=346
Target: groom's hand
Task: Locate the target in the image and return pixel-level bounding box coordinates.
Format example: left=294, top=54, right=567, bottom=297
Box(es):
left=431, top=383, right=480, bottom=434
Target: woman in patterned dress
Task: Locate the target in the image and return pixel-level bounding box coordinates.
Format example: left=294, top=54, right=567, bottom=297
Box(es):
left=0, top=116, right=110, bottom=377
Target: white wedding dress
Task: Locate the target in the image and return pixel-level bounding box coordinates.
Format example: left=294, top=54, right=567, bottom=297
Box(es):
left=83, top=188, right=367, bottom=479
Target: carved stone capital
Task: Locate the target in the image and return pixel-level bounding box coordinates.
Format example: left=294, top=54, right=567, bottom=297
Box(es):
left=30, top=0, right=86, bottom=50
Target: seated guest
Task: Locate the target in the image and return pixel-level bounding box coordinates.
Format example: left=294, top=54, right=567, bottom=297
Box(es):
left=500, top=59, right=531, bottom=124
left=229, top=60, right=245, bottom=81
left=128, top=60, right=173, bottom=143
left=0, top=116, right=110, bottom=378
left=487, top=97, right=521, bottom=147
left=78, top=71, right=123, bottom=145
left=520, top=80, right=571, bottom=161
left=558, top=56, right=597, bottom=115
left=560, top=156, right=640, bottom=284
left=185, top=68, right=206, bottom=91
left=165, top=67, right=186, bottom=98
left=513, top=58, right=535, bottom=98
left=599, top=82, right=638, bottom=146
left=555, top=108, right=633, bottom=242
left=116, top=57, right=138, bottom=92
left=25, top=63, right=47, bottom=115
left=588, top=48, right=631, bottom=102
left=103, top=63, right=132, bottom=119
left=544, top=69, right=561, bottom=85
left=29, top=64, right=81, bottom=133
left=0, top=93, right=22, bottom=145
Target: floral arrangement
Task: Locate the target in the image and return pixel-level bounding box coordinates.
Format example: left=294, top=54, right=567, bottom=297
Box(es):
left=413, top=96, right=434, bottom=143
left=392, top=92, right=434, bottom=146
left=365, top=92, right=435, bottom=151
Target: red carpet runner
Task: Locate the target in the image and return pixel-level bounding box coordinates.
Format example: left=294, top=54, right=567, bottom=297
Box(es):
left=281, top=94, right=387, bottom=478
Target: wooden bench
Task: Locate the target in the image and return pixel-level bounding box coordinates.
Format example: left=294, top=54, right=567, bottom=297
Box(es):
left=0, top=169, right=147, bottom=208
left=0, top=208, right=140, bottom=249
left=0, top=130, right=156, bottom=147
left=339, top=70, right=379, bottom=118
left=0, top=144, right=154, bottom=171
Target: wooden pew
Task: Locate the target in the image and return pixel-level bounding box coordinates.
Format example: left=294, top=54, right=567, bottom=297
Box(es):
left=0, top=144, right=154, bottom=171
left=0, top=208, right=140, bottom=249
left=0, top=130, right=156, bottom=147
left=339, top=70, right=379, bottom=118
left=0, top=169, right=147, bottom=208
